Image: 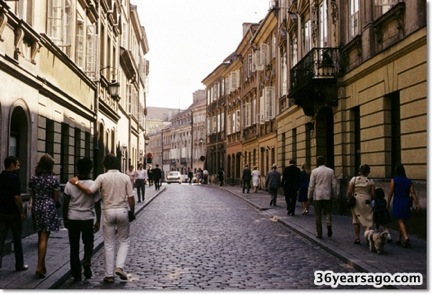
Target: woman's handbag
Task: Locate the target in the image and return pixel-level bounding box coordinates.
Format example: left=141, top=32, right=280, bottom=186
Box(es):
left=346, top=195, right=356, bottom=208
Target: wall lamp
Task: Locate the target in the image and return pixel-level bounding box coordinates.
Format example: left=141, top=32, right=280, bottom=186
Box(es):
left=100, top=66, right=120, bottom=101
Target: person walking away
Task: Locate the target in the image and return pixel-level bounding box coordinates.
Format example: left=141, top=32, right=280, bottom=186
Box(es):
left=282, top=159, right=301, bottom=215
left=69, top=153, right=136, bottom=283
left=63, top=157, right=101, bottom=281
left=0, top=156, right=28, bottom=271
left=147, top=165, right=153, bottom=187
left=135, top=164, right=148, bottom=202
left=152, top=164, right=162, bottom=190
left=347, top=164, right=374, bottom=245
left=387, top=164, right=420, bottom=248
left=299, top=163, right=311, bottom=215
left=125, top=165, right=137, bottom=189
left=308, top=156, right=337, bottom=239
left=242, top=165, right=252, bottom=193
left=266, top=164, right=281, bottom=206
left=28, top=154, right=61, bottom=278
left=203, top=169, right=209, bottom=184
left=188, top=169, right=194, bottom=184
left=218, top=168, right=225, bottom=187
left=251, top=166, right=261, bottom=193
left=373, top=187, right=392, bottom=242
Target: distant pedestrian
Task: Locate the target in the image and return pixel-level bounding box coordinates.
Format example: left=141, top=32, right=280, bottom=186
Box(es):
left=387, top=164, right=419, bottom=248
left=218, top=168, right=225, bottom=187
left=69, top=153, right=135, bottom=283
left=63, top=157, right=101, bottom=281
left=242, top=165, right=252, bottom=193
left=147, top=165, right=153, bottom=187
left=125, top=165, right=137, bottom=188
left=28, top=154, right=61, bottom=279
left=251, top=166, right=261, bottom=193
left=203, top=169, right=209, bottom=184
left=348, top=164, right=374, bottom=245
left=266, top=164, right=281, bottom=206
left=308, top=156, right=337, bottom=239
left=188, top=169, right=194, bottom=184
left=299, top=163, right=311, bottom=215
left=0, top=156, right=28, bottom=271
left=282, top=159, right=301, bottom=215
left=135, top=164, right=148, bottom=202
left=153, top=164, right=162, bottom=190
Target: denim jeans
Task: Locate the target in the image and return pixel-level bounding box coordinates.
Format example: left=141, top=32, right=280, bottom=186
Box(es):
left=103, top=208, right=130, bottom=277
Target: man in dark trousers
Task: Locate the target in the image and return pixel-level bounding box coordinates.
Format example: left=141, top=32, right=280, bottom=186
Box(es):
left=152, top=164, right=162, bottom=190
left=241, top=164, right=252, bottom=193
left=0, top=156, right=28, bottom=271
left=282, top=159, right=301, bottom=216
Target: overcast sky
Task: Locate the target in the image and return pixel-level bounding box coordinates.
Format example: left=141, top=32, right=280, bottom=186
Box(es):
left=135, top=0, right=271, bottom=109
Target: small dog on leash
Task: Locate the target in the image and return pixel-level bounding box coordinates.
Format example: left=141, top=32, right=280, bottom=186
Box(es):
left=364, top=229, right=390, bottom=254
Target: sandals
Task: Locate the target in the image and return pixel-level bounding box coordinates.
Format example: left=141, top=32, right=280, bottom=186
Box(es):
left=354, top=238, right=361, bottom=245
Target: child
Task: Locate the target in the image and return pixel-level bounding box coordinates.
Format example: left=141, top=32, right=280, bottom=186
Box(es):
left=373, top=187, right=392, bottom=242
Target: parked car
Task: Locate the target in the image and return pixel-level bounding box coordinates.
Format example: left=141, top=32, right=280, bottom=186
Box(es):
left=166, top=171, right=182, bottom=184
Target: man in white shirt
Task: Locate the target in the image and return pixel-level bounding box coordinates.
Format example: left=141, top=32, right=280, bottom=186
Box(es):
left=308, top=156, right=337, bottom=239
left=135, top=164, right=148, bottom=202
left=70, top=154, right=135, bottom=283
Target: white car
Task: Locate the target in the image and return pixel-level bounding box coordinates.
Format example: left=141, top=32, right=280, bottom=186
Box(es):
left=166, top=171, right=182, bottom=184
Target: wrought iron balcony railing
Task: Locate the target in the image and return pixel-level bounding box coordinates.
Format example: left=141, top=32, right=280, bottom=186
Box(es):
left=290, top=47, right=340, bottom=91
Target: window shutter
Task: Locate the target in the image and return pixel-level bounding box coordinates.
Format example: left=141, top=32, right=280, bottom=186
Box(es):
left=260, top=43, right=270, bottom=65
left=85, top=25, right=96, bottom=79
left=259, top=94, right=265, bottom=124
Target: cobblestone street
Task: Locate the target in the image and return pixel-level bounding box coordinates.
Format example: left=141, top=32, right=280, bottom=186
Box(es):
left=60, top=184, right=363, bottom=290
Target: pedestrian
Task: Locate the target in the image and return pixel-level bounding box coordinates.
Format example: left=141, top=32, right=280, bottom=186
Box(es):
left=152, top=164, right=162, bottom=190
left=28, top=154, right=61, bottom=279
left=266, top=164, right=281, bottom=206
left=299, top=162, right=311, bottom=215
left=282, top=159, right=301, bottom=215
left=147, top=165, right=153, bottom=187
left=188, top=169, right=194, bottom=184
left=373, top=187, right=392, bottom=241
left=125, top=165, right=137, bottom=188
left=0, top=156, right=28, bottom=271
left=241, top=164, right=252, bottom=193
left=218, top=168, right=225, bottom=187
left=69, top=153, right=135, bottom=283
left=135, top=163, right=148, bottom=202
left=196, top=168, right=203, bottom=184
left=347, top=164, right=374, bottom=245
left=387, top=164, right=420, bottom=248
left=203, top=169, right=209, bottom=184
left=63, top=157, right=101, bottom=281
left=308, top=156, right=337, bottom=239
left=251, top=166, right=261, bottom=193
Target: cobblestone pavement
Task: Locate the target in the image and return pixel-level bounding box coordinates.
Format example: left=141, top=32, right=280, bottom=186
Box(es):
left=59, top=184, right=367, bottom=290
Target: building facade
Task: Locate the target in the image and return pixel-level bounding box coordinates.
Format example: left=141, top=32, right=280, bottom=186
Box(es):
left=0, top=0, right=149, bottom=197
left=202, top=0, right=426, bottom=236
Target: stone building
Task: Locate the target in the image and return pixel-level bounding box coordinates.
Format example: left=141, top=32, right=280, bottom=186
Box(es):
left=202, top=0, right=426, bottom=235
left=0, top=0, right=149, bottom=236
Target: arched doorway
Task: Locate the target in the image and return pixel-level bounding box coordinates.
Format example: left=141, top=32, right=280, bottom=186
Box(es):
left=10, top=106, right=30, bottom=192
left=315, top=107, right=334, bottom=168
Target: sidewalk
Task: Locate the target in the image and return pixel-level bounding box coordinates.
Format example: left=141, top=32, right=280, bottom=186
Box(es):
left=0, top=186, right=165, bottom=289
left=216, top=184, right=427, bottom=289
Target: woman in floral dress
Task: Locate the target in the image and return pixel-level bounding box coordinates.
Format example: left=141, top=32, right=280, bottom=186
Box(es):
left=28, top=154, right=60, bottom=279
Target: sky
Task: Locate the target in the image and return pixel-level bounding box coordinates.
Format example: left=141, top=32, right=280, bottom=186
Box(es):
left=135, top=0, right=271, bottom=109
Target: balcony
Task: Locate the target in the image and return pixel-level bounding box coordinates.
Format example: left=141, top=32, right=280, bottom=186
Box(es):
left=289, top=48, right=340, bottom=116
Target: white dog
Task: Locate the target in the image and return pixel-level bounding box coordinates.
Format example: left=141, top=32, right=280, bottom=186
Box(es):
left=364, top=229, right=390, bottom=254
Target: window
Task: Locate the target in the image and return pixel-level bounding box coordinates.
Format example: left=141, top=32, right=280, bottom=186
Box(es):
left=291, top=37, right=298, bottom=65
left=303, top=20, right=311, bottom=54
left=244, top=102, right=251, bottom=127
left=76, top=16, right=84, bottom=69
left=264, top=86, right=275, bottom=120
left=85, top=25, right=96, bottom=78
left=350, top=0, right=359, bottom=39
left=319, top=1, right=328, bottom=47
left=377, top=0, right=401, bottom=14
left=47, top=0, right=72, bottom=48
left=281, top=52, right=288, bottom=96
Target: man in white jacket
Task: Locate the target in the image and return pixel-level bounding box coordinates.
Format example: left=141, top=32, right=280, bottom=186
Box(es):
left=308, top=156, right=337, bottom=239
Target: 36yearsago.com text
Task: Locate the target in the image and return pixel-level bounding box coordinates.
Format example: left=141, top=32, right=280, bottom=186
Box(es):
left=314, top=270, right=423, bottom=288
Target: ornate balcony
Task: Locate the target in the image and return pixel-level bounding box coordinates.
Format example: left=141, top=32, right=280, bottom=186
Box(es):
left=289, top=47, right=340, bottom=116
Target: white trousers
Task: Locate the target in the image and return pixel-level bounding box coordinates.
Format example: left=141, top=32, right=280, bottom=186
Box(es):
left=103, top=208, right=130, bottom=277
